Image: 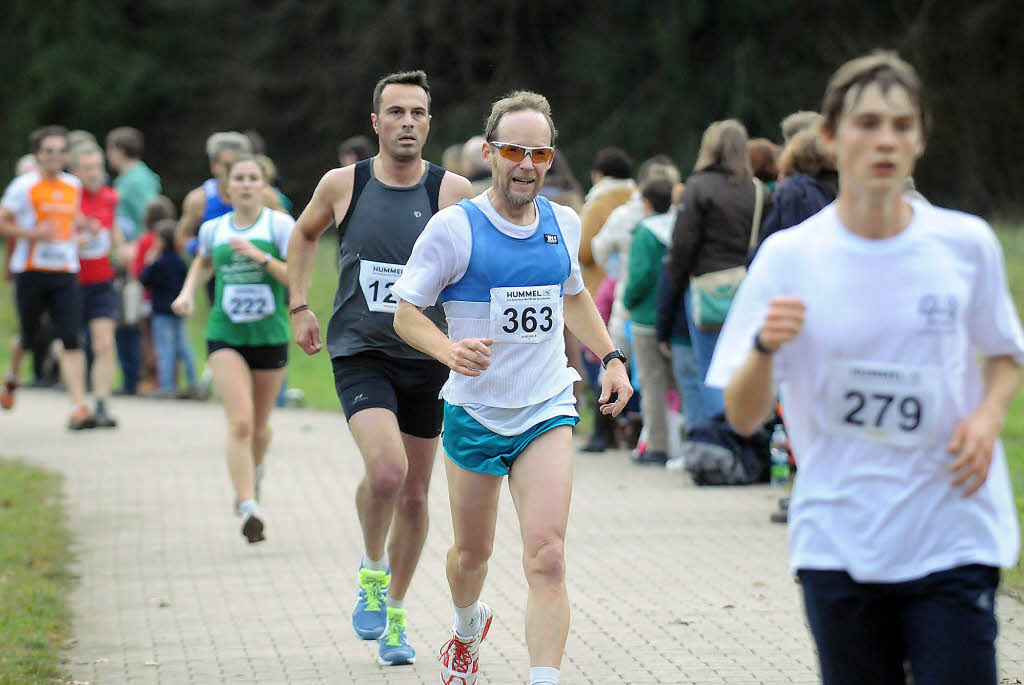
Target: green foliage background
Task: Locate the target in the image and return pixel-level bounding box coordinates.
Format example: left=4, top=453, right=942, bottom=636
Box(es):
left=2, top=0, right=1022, bottom=216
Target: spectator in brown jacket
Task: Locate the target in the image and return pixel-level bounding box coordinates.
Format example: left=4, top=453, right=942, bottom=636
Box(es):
left=573, top=147, right=636, bottom=437
left=578, top=147, right=634, bottom=297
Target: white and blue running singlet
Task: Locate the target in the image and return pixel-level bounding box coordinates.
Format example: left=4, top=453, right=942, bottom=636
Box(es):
left=438, top=196, right=580, bottom=410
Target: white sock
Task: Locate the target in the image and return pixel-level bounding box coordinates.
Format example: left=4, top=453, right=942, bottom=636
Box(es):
left=239, top=499, right=259, bottom=517
left=453, top=601, right=479, bottom=637
left=361, top=554, right=388, bottom=572
left=530, top=666, right=559, bottom=685
left=386, top=596, right=404, bottom=610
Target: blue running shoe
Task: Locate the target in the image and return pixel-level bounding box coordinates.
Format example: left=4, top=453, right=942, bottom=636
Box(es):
left=378, top=606, right=416, bottom=665
left=352, top=566, right=390, bottom=640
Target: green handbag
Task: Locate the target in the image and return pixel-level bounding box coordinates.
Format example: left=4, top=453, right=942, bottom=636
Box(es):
left=688, top=178, right=763, bottom=332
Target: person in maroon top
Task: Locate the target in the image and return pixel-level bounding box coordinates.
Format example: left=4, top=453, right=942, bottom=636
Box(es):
left=71, top=141, right=123, bottom=427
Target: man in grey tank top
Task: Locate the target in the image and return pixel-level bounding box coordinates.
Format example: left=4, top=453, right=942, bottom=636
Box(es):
left=287, top=71, right=473, bottom=667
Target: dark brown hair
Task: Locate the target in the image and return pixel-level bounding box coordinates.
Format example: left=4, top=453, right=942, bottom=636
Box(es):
left=821, top=51, right=928, bottom=137
left=106, top=127, right=145, bottom=158
left=372, top=70, right=430, bottom=115
left=143, top=195, right=177, bottom=232
left=30, top=125, right=69, bottom=153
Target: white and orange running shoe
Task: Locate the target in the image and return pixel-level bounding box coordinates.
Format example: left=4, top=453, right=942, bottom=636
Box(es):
left=439, top=601, right=493, bottom=685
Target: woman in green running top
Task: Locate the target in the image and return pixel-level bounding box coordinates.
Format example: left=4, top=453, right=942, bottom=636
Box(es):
left=172, top=155, right=296, bottom=544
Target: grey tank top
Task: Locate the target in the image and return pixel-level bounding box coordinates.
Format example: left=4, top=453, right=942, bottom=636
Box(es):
left=326, top=158, right=448, bottom=360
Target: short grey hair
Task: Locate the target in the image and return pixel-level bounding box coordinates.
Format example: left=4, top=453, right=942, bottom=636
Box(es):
left=484, top=91, right=557, bottom=145
left=780, top=111, right=823, bottom=144
left=205, top=131, right=252, bottom=161
left=69, top=141, right=104, bottom=169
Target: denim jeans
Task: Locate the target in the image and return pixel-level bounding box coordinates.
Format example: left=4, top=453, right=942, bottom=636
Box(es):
left=115, top=325, right=141, bottom=393
left=682, top=286, right=725, bottom=421
left=670, top=341, right=703, bottom=432
left=151, top=313, right=197, bottom=394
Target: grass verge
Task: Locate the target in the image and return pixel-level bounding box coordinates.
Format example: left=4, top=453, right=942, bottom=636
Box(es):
left=0, top=459, right=72, bottom=684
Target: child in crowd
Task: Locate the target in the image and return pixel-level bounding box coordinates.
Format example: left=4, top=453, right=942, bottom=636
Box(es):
left=140, top=219, right=197, bottom=397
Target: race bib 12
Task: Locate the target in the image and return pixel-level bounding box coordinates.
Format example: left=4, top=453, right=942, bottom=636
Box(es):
left=359, top=260, right=403, bottom=313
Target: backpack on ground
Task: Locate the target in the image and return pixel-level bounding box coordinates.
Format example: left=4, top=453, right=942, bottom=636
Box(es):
left=681, top=414, right=772, bottom=486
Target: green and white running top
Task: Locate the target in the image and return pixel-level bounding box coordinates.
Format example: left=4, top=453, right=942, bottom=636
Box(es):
left=197, top=208, right=295, bottom=347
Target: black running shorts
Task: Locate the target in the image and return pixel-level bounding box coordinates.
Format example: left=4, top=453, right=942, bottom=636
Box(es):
left=15, top=271, right=82, bottom=350
left=332, top=351, right=448, bottom=439
left=207, top=340, right=288, bottom=370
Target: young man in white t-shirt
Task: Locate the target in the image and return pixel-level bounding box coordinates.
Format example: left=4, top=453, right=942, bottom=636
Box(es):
left=392, top=91, right=632, bottom=685
left=706, top=52, right=1024, bottom=685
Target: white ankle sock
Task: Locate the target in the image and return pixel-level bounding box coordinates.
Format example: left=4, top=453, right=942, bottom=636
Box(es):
left=453, top=601, right=479, bottom=637
left=361, top=554, right=388, bottom=572
left=530, top=666, right=559, bottom=684
left=386, top=596, right=404, bottom=610
left=239, top=499, right=259, bottom=517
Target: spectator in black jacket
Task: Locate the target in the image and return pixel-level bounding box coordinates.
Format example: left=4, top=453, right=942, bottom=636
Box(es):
left=755, top=126, right=838, bottom=252
left=667, top=119, right=770, bottom=423
left=140, top=220, right=197, bottom=397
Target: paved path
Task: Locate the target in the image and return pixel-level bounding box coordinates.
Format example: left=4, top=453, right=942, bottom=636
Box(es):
left=6, top=387, right=1024, bottom=684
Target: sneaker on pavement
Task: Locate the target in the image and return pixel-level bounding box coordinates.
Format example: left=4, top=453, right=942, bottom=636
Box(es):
left=630, top=450, right=668, bottom=466
left=0, top=375, right=17, bottom=410
left=439, top=601, right=493, bottom=685
left=378, top=606, right=416, bottom=666
left=241, top=508, right=266, bottom=543
left=93, top=410, right=118, bottom=428
left=68, top=406, right=97, bottom=430
left=352, top=566, right=390, bottom=640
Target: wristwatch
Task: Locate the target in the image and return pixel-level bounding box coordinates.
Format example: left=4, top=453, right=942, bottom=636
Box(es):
left=753, top=331, right=776, bottom=355
left=601, top=348, right=628, bottom=369
left=261, top=252, right=272, bottom=266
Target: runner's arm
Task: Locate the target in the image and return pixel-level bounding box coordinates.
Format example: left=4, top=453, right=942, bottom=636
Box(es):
left=394, top=299, right=492, bottom=377
left=0, top=207, right=50, bottom=240
left=437, top=172, right=474, bottom=210
left=287, top=168, right=351, bottom=310
left=722, top=349, right=777, bottom=435
left=563, top=289, right=632, bottom=414
left=948, top=354, right=1023, bottom=496
left=724, top=295, right=806, bottom=435
left=170, top=255, right=213, bottom=317
left=175, top=188, right=206, bottom=249
left=393, top=299, right=453, bottom=362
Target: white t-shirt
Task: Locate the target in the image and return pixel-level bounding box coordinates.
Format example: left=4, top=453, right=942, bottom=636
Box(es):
left=392, top=192, right=585, bottom=434
left=706, top=199, right=1024, bottom=583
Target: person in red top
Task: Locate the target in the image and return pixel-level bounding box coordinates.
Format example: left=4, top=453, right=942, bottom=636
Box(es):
left=71, top=141, right=123, bottom=427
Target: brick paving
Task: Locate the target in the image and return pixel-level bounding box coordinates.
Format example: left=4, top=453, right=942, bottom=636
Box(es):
left=5, top=387, right=1024, bottom=684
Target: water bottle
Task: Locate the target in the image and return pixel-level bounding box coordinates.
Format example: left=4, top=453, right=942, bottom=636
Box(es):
left=769, top=424, right=790, bottom=487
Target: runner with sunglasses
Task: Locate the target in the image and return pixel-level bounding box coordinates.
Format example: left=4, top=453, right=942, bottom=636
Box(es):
left=287, top=70, right=473, bottom=666
left=392, top=90, right=632, bottom=685
left=1, top=126, right=96, bottom=429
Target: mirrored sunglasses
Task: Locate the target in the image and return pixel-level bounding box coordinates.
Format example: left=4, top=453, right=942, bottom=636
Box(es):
left=489, top=141, right=554, bottom=164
